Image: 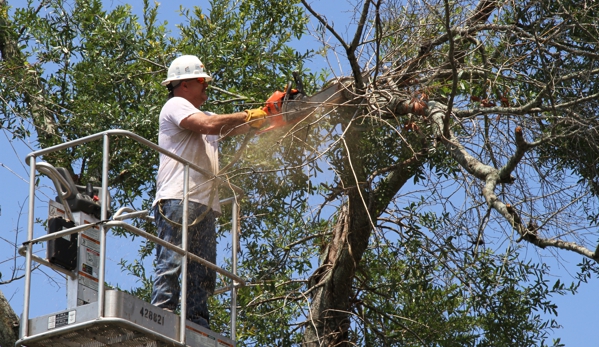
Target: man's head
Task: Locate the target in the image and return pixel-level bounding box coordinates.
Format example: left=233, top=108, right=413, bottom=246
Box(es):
left=162, top=55, right=212, bottom=107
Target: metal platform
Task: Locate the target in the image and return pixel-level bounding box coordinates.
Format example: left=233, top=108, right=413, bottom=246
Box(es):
left=17, top=290, right=234, bottom=347
left=19, top=131, right=245, bottom=346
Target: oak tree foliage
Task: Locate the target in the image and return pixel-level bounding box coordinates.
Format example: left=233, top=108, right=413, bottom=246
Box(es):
left=2, top=0, right=599, bottom=346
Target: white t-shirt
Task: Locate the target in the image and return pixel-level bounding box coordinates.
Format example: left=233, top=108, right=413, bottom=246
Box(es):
left=153, top=97, right=221, bottom=214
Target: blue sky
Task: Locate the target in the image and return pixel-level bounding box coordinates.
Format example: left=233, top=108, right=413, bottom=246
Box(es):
left=1, top=0, right=598, bottom=345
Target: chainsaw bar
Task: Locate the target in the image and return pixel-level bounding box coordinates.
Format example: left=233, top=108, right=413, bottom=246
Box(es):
left=282, top=81, right=348, bottom=123
left=258, top=77, right=350, bottom=134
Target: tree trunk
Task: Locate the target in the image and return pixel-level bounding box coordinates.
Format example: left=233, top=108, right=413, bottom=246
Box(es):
left=0, top=0, right=19, bottom=61
left=0, top=290, right=19, bottom=347
left=1, top=0, right=58, bottom=152
left=303, top=192, right=372, bottom=346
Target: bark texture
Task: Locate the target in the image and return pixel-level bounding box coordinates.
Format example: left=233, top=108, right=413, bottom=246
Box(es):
left=0, top=290, right=19, bottom=347
left=303, top=195, right=372, bottom=346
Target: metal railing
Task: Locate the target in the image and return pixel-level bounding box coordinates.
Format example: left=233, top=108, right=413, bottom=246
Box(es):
left=20, top=129, right=245, bottom=344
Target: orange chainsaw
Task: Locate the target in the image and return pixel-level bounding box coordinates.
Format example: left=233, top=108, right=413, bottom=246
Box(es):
left=220, top=73, right=349, bottom=173
left=259, top=71, right=348, bottom=134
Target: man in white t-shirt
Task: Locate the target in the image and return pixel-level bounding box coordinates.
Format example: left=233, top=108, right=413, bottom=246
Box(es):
left=151, top=55, right=279, bottom=328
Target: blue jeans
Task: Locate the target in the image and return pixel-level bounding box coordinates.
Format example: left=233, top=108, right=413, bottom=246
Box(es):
left=151, top=199, right=216, bottom=328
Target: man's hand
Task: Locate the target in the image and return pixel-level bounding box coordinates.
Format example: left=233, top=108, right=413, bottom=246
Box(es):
left=244, top=109, right=267, bottom=128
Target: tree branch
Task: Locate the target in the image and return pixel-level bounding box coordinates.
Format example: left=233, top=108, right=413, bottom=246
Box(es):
left=422, top=100, right=598, bottom=262
left=498, top=125, right=531, bottom=182
left=301, top=0, right=349, bottom=51
left=346, top=0, right=371, bottom=91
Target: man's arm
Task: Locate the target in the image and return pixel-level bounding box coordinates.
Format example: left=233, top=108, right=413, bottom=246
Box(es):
left=180, top=111, right=255, bottom=136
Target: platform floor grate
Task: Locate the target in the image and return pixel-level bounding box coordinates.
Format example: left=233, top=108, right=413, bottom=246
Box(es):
left=22, top=323, right=181, bottom=347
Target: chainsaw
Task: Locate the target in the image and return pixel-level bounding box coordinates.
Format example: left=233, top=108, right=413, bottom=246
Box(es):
left=220, top=74, right=349, bottom=173
left=259, top=71, right=349, bottom=134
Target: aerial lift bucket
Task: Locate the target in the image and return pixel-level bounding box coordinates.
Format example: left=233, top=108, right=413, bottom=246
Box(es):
left=17, top=130, right=244, bottom=347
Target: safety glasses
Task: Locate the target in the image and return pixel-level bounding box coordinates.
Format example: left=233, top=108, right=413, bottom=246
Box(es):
left=180, top=77, right=208, bottom=85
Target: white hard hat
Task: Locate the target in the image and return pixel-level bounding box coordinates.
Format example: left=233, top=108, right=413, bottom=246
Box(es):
left=161, top=55, right=213, bottom=86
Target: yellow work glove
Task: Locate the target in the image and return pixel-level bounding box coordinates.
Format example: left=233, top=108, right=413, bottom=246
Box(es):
left=244, top=109, right=267, bottom=128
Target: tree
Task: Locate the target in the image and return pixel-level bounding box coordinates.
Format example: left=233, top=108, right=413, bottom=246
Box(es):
left=2, top=0, right=599, bottom=346
left=0, top=290, right=19, bottom=347
left=288, top=0, right=599, bottom=345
